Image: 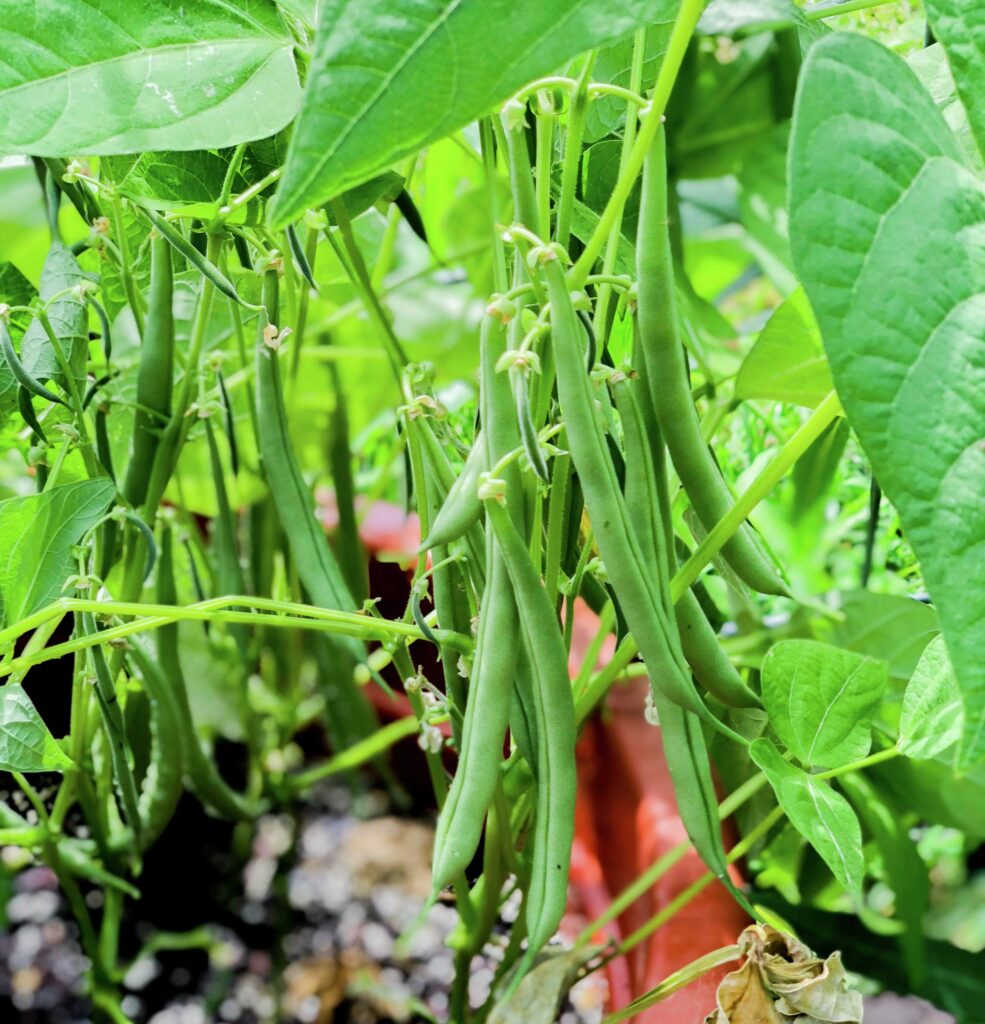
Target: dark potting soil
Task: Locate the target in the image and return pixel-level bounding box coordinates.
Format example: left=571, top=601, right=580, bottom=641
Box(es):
left=0, top=775, right=607, bottom=1023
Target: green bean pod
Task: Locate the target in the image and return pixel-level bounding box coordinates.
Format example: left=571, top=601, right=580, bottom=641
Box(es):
left=545, top=260, right=753, bottom=899
left=542, top=257, right=705, bottom=722
left=652, top=689, right=755, bottom=917
left=94, top=405, right=115, bottom=483
left=422, top=284, right=542, bottom=925
left=417, top=419, right=487, bottom=584
left=636, top=129, right=786, bottom=596
left=420, top=437, right=486, bottom=550
left=17, top=385, right=47, bottom=443
left=148, top=530, right=255, bottom=821
left=431, top=312, right=522, bottom=893
left=511, top=366, right=550, bottom=481
left=144, top=209, right=256, bottom=309
left=1, top=319, right=66, bottom=407
left=675, top=591, right=761, bottom=709
left=81, top=613, right=142, bottom=842
left=609, top=371, right=673, bottom=615
left=133, top=638, right=183, bottom=849
left=484, top=496, right=575, bottom=965
left=123, top=234, right=174, bottom=509
left=254, top=271, right=357, bottom=620
left=612, top=371, right=759, bottom=709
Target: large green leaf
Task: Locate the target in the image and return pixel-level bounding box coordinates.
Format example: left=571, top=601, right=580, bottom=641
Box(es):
left=925, top=0, right=985, bottom=163
left=0, top=1, right=300, bottom=156
left=736, top=287, right=832, bottom=408
left=761, top=639, right=887, bottom=770
left=0, top=479, right=115, bottom=626
left=789, top=32, right=985, bottom=769
left=750, top=737, right=864, bottom=894
left=0, top=685, right=73, bottom=772
left=269, top=0, right=677, bottom=226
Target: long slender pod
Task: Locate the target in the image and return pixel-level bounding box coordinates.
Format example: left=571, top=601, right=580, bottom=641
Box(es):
left=254, top=270, right=360, bottom=640
left=431, top=310, right=523, bottom=892
left=636, top=129, right=786, bottom=596
left=542, top=255, right=710, bottom=722
left=484, top=497, right=576, bottom=971
left=675, top=591, right=761, bottom=708
left=123, top=234, right=174, bottom=509
left=421, top=437, right=486, bottom=550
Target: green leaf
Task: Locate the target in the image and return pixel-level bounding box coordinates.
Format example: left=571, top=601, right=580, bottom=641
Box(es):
left=898, top=634, right=963, bottom=761
left=737, top=122, right=798, bottom=294
left=269, top=0, right=677, bottom=226
left=909, top=44, right=983, bottom=172
left=735, top=287, right=832, bottom=409
left=761, top=639, right=887, bottom=770
left=0, top=685, right=73, bottom=772
left=487, top=947, right=595, bottom=1023
left=19, top=243, right=90, bottom=391
left=789, top=32, right=985, bottom=769
left=749, top=737, right=864, bottom=894
left=668, top=33, right=781, bottom=180
left=698, top=0, right=799, bottom=38
left=102, top=151, right=251, bottom=213
left=925, top=0, right=985, bottom=163
left=0, top=1, right=300, bottom=156
left=0, top=263, right=40, bottom=421
left=583, top=22, right=672, bottom=143
left=0, top=479, right=115, bottom=626
left=819, top=591, right=939, bottom=686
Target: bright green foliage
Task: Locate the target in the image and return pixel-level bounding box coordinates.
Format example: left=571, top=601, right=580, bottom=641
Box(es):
left=898, top=634, right=963, bottom=760
left=735, top=287, right=831, bottom=409
left=0, top=0, right=300, bottom=156
left=761, top=639, right=887, bottom=770
left=0, top=478, right=114, bottom=625
left=0, top=3, right=979, bottom=1018
left=269, top=0, right=678, bottom=225
left=750, top=737, right=864, bottom=894
left=790, top=32, right=985, bottom=769
left=0, top=684, right=73, bottom=772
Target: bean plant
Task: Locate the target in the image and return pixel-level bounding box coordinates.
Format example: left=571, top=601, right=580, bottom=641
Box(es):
left=0, top=0, right=982, bottom=1021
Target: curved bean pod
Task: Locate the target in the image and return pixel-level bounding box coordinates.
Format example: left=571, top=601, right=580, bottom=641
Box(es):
left=431, top=312, right=521, bottom=892
left=420, top=436, right=486, bottom=550
left=636, top=129, right=786, bottom=596
left=123, top=234, right=174, bottom=509
left=484, top=496, right=576, bottom=968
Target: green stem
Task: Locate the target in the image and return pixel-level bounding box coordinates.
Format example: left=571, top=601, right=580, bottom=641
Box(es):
left=555, top=53, right=595, bottom=249
left=804, top=0, right=898, bottom=18
left=592, top=27, right=646, bottom=341
left=602, top=945, right=741, bottom=1024
left=0, top=596, right=472, bottom=679
left=569, top=0, right=705, bottom=286
left=327, top=200, right=408, bottom=378
left=289, top=716, right=419, bottom=791
left=816, top=745, right=899, bottom=779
